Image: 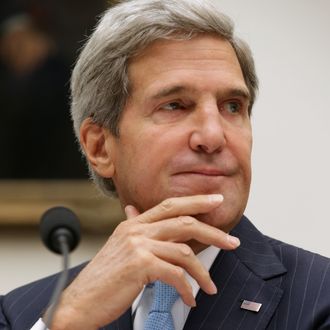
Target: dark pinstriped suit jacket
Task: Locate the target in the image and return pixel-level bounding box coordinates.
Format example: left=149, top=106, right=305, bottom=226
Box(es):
left=1, top=216, right=330, bottom=329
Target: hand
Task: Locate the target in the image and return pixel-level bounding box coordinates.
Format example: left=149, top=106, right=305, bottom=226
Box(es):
left=50, top=194, right=240, bottom=330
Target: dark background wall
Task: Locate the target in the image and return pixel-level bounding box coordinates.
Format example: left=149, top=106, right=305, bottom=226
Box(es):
left=0, top=0, right=109, bottom=179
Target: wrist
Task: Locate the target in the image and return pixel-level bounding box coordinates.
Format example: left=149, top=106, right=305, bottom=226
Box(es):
left=44, top=298, right=98, bottom=330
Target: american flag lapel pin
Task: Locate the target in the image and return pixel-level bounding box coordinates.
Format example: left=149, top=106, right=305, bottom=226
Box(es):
left=240, top=300, right=262, bottom=312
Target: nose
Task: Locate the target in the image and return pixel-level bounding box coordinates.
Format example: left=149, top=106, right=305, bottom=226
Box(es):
left=189, top=104, right=226, bottom=154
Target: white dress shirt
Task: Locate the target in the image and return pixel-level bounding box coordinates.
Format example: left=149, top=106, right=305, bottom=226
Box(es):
left=31, top=246, right=220, bottom=330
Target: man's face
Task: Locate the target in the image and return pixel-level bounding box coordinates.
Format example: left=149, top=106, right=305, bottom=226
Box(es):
left=109, top=34, right=252, bottom=232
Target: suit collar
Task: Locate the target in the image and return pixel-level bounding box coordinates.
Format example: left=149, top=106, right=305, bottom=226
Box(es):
left=183, top=215, right=287, bottom=330
left=231, top=215, right=287, bottom=280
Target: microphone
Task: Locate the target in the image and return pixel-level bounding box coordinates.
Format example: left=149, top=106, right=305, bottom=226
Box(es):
left=39, top=206, right=81, bottom=329
left=40, top=206, right=80, bottom=254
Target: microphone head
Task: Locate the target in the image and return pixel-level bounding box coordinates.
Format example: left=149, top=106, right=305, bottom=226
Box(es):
left=40, top=206, right=81, bottom=254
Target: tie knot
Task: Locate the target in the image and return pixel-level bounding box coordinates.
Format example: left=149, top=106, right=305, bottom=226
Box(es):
left=151, top=281, right=179, bottom=312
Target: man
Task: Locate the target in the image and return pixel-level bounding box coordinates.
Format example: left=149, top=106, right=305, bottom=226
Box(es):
left=1, top=0, right=329, bottom=329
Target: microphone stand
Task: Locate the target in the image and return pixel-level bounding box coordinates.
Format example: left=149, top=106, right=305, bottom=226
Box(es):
left=39, top=206, right=81, bottom=329
left=43, top=234, right=70, bottom=330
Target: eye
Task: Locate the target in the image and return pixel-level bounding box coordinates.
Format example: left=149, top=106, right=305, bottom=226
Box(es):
left=152, top=100, right=192, bottom=124
left=223, top=101, right=242, bottom=114
left=160, top=101, right=186, bottom=111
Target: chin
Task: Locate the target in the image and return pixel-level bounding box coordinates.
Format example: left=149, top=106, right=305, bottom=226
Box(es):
left=195, top=206, right=243, bottom=233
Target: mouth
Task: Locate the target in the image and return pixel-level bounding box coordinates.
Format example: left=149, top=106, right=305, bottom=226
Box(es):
left=173, top=167, right=227, bottom=177
left=179, top=171, right=223, bottom=177
left=168, top=161, right=236, bottom=195
left=169, top=169, right=228, bottom=195
left=171, top=168, right=228, bottom=188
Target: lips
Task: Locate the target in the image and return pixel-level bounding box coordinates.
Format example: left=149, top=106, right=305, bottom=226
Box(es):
left=169, top=167, right=229, bottom=195
left=170, top=156, right=237, bottom=178
left=175, top=170, right=223, bottom=177
left=175, top=168, right=225, bottom=176
left=172, top=163, right=234, bottom=177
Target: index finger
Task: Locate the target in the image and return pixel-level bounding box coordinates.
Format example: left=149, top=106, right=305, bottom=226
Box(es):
left=135, top=194, right=224, bottom=224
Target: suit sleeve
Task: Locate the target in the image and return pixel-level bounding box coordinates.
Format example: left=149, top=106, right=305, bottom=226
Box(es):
left=0, top=295, right=10, bottom=330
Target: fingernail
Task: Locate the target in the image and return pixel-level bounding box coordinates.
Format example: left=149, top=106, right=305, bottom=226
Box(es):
left=208, top=194, right=224, bottom=203
left=227, top=235, right=240, bottom=247
left=191, top=298, right=197, bottom=307
left=208, top=281, right=218, bottom=295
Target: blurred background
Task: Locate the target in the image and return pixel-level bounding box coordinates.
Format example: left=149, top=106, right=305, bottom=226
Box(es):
left=0, top=0, right=107, bottom=179
left=1, top=0, right=330, bottom=293
left=0, top=0, right=123, bottom=293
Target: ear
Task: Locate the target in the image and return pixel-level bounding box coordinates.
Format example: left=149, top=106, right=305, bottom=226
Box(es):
left=79, top=118, right=115, bottom=178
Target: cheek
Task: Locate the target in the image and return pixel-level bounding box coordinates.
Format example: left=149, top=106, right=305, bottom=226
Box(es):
left=234, top=126, right=252, bottom=159
left=229, top=129, right=252, bottom=180
left=118, top=132, right=168, bottom=184
left=240, top=146, right=252, bottom=185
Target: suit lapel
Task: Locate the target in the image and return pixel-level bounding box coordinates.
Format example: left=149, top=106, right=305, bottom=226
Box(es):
left=183, top=216, right=287, bottom=330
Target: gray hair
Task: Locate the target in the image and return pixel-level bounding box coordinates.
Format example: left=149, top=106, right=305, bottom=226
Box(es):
left=70, top=0, right=258, bottom=196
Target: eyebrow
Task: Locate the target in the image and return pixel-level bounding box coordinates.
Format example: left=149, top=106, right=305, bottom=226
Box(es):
left=150, top=85, right=251, bottom=101
left=224, top=88, right=251, bottom=101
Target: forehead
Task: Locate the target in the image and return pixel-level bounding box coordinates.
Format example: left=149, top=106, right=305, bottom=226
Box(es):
left=127, top=34, right=248, bottom=99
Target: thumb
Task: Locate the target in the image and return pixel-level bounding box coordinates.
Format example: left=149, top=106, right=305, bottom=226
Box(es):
left=124, top=205, right=141, bottom=219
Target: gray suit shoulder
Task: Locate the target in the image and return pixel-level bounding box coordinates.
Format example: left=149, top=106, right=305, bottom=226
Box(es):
left=265, top=234, right=330, bottom=270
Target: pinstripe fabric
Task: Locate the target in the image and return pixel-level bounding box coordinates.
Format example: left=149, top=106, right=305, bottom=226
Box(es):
left=263, top=236, right=330, bottom=330
left=1, top=216, right=330, bottom=330
left=0, top=263, right=87, bottom=330
left=182, top=218, right=330, bottom=329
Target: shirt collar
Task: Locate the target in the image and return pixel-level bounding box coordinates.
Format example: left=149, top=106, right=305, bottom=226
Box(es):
left=132, top=245, right=220, bottom=314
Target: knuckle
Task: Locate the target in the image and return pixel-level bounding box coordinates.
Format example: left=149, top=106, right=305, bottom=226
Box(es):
left=126, top=225, right=138, bottom=236
left=126, top=235, right=141, bottom=249
left=124, top=221, right=144, bottom=237
left=179, top=243, right=192, bottom=256
left=178, top=216, right=194, bottom=225
left=136, top=249, right=151, bottom=265
left=173, top=267, right=185, bottom=280
left=160, top=198, right=174, bottom=211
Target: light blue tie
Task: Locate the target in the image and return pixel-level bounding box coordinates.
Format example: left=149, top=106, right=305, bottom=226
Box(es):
left=144, top=281, right=179, bottom=330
